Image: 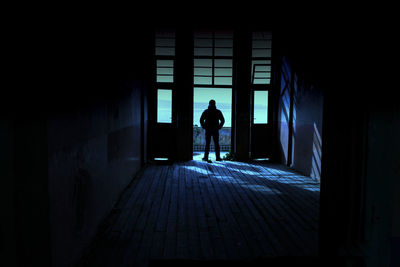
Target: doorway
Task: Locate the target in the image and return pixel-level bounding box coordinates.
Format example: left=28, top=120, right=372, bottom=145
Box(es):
left=193, top=87, right=232, bottom=160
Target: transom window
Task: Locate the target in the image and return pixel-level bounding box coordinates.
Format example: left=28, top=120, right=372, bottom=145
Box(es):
left=251, top=31, right=272, bottom=84
left=194, top=31, right=233, bottom=86
left=155, top=30, right=175, bottom=84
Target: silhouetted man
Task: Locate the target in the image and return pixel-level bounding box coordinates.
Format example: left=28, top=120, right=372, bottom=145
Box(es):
left=200, top=99, right=225, bottom=161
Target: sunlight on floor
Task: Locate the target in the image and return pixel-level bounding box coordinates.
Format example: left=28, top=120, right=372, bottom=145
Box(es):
left=193, top=151, right=229, bottom=161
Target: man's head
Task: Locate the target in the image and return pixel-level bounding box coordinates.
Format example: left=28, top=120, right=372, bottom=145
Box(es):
left=209, top=99, right=216, bottom=107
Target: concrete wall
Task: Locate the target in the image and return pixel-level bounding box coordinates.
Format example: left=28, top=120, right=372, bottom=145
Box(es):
left=292, top=80, right=323, bottom=180
left=277, top=56, right=323, bottom=180
left=47, top=83, right=143, bottom=267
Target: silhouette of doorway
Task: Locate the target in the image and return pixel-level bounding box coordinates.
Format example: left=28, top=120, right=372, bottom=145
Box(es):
left=193, top=87, right=232, bottom=160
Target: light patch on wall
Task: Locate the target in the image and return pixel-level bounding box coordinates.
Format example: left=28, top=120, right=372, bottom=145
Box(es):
left=310, top=122, right=322, bottom=180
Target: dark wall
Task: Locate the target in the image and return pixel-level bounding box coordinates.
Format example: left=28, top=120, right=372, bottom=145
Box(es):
left=0, top=117, right=51, bottom=267
left=43, top=21, right=150, bottom=266
left=1, top=16, right=151, bottom=266
left=47, top=82, right=143, bottom=267
left=0, top=119, right=16, bottom=267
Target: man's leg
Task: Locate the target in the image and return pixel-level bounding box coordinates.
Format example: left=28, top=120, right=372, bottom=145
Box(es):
left=203, top=130, right=211, bottom=160
left=213, top=131, right=221, bottom=160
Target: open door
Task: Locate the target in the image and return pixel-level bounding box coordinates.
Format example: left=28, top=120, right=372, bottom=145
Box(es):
left=249, top=31, right=273, bottom=159
left=251, top=89, right=273, bottom=158
left=151, top=88, right=175, bottom=159
left=150, top=30, right=176, bottom=160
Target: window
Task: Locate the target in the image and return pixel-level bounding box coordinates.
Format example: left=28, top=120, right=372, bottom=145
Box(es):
left=254, top=91, right=268, bottom=124
left=156, top=60, right=174, bottom=83
left=155, top=30, right=175, bottom=56
left=157, top=89, right=172, bottom=123
left=194, top=31, right=233, bottom=86
left=155, top=30, right=175, bottom=83
left=252, top=32, right=272, bottom=85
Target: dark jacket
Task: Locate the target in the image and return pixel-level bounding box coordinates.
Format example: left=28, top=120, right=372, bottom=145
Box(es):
left=200, top=106, right=225, bottom=131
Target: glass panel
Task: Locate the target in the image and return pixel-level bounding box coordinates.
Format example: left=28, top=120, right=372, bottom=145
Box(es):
left=157, top=60, right=174, bottom=83
left=194, top=77, right=212, bottom=85
left=251, top=60, right=271, bottom=84
left=156, top=38, right=175, bottom=47
left=214, top=59, right=232, bottom=67
left=157, top=75, right=174, bottom=83
left=214, top=77, right=232, bottom=85
left=253, top=65, right=270, bottom=72
left=252, top=40, right=272, bottom=49
left=214, top=68, right=232, bottom=76
left=254, top=72, right=271, bottom=78
left=195, top=38, right=213, bottom=47
left=215, top=39, right=233, bottom=47
left=254, top=78, right=270, bottom=84
left=252, top=48, right=272, bottom=58
left=215, top=48, right=233, bottom=56
left=194, top=59, right=212, bottom=67
left=194, top=47, right=213, bottom=56
left=194, top=67, right=212, bottom=76
left=157, top=89, right=172, bottom=123
left=157, top=60, right=174, bottom=67
left=254, top=91, right=268, bottom=124
left=157, top=68, right=173, bottom=75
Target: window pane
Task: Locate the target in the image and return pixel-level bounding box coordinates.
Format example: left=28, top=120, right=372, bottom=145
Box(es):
left=214, top=68, right=232, bottom=77
left=214, top=59, right=232, bottom=67
left=156, top=38, right=175, bottom=47
left=252, top=40, right=272, bottom=49
left=194, top=59, right=212, bottom=67
left=157, top=60, right=174, bottom=83
left=254, top=78, right=270, bottom=84
left=214, top=77, right=232, bottom=85
left=194, top=47, right=213, bottom=56
left=254, top=72, right=271, bottom=78
left=157, top=60, right=174, bottom=67
left=157, top=76, right=173, bottom=83
left=194, top=67, right=212, bottom=76
left=195, top=38, right=213, bottom=47
left=215, top=48, right=232, bottom=56
left=252, top=48, right=272, bottom=58
left=194, top=77, right=212, bottom=85
left=251, top=60, right=271, bottom=84
left=254, top=91, right=268, bottom=124
left=215, top=39, right=233, bottom=47
left=157, top=68, right=173, bottom=75
left=157, top=89, right=172, bottom=123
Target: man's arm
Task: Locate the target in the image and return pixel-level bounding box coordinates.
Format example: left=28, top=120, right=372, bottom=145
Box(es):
left=218, top=110, right=225, bottom=129
left=200, top=110, right=206, bottom=129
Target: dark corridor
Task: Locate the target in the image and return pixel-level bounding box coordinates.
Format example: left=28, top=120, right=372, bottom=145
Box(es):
left=1, top=9, right=399, bottom=267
